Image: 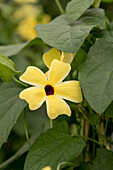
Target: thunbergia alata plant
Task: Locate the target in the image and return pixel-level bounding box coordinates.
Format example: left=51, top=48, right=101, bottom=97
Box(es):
left=0, top=0, right=113, bottom=170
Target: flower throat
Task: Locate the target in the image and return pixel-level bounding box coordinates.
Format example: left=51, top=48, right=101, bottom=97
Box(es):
left=45, top=85, right=54, bottom=96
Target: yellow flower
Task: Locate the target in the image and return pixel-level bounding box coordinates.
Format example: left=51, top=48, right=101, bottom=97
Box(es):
left=43, top=48, right=74, bottom=68
left=13, top=5, right=38, bottom=19
left=16, top=16, right=38, bottom=40
left=13, top=4, right=51, bottom=40
left=42, top=166, right=51, bottom=170
left=106, top=145, right=110, bottom=150
left=19, top=59, right=82, bottom=119
left=14, top=0, right=37, bottom=3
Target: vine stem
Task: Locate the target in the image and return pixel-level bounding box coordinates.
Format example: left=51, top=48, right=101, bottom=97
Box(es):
left=71, top=104, right=102, bottom=146
left=73, top=135, right=100, bottom=145
left=78, top=105, right=93, bottom=126
left=50, top=119, right=53, bottom=128
left=103, top=118, right=109, bottom=145
left=78, top=105, right=103, bottom=146
left=92, top=128, right=96, bottom=159
left=88, top=105, right=103, bottom=146
left=13, top=76, right=28, bottom=87
left=23, top=110, right=31, bottom=147
left=93, top=0, right=101, bottom=8
left=55, top=0, right=64, bottom=14
left=80, top=109, right=91, bottom=124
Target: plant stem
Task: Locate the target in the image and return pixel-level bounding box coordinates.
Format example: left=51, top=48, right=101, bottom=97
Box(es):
left=75, top=56, right=81, bottom=66
left=104, top=119, right=108, bottom=138
left=88, top=105, right=104, bottom=147
left=93, top=0, right=101, bottom=8
left=86, top=136, right=100, bottom=145
left=23, top=110, right=31, bottom=147
left=80, top=110, right=91, bottom=125
left=50, top=119, right=53, bottom=128
left=55, top=0, right=64, bottom=14
left=80, top=105, right=104, bottom=147
left=71, top=104, right=102, bottom=146
left=92, top=128, right=96, bottom=159
left=74, top=135, right=100, bottom=145
left=78, top=105, right=93, bottom=126
left=103, top=118, right=109, bottom=145
left=71, top=104, right=93, bottom=126
left=13, top=76, right=28, bottom=87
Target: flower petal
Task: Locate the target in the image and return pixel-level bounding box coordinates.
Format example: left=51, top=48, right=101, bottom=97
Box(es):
left=48, top=59, right=71, bottom=86
left=43, top=48, right=61, bottom=68
left=45, top=70, right=49, bottom=78
left=46, top=95, right=71, bottom=119
left=55, top=81, right=83, bottom=103
left=42, top=166, right=51, bottom=170
left=19, top=87, right=46, bottom=110
left=60, top=52, right=74, bottom=64
left=20, top=66, right=47, bottom=86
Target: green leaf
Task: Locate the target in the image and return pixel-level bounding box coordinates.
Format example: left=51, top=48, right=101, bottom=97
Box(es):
left=72, top=33, right=96, bottom=70
left=79, top=32, right=113, bottom=114
left=105, top=102, right=113, bottom=119
left=89, top=113, right=100, bottom=126
left=0, top=38, right=43, bottom=57
left=13, top=105, right=49, bottom=136
left=24, top=121, right=86, bottom=170
left=0, top=81, right=26, bottom=148
left=10, top=53, right=30, bottom=74
left=66, top=0, right=94, bottom=24
left=72, top=48, right=87, bottom=70
left=35, top=8, right=106, bottom=53
left=0, top=127, right=44, bottom=169
left=0, top=55, right=20, bottom=82
left=88, top=148, right=113, bottom=170
left=0, top=42, right=28, bottom=57
left=76, top=149, right=113, bottom=170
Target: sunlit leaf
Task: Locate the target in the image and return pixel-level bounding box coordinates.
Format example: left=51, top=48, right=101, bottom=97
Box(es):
left=0, top=55, right=20, bottom=82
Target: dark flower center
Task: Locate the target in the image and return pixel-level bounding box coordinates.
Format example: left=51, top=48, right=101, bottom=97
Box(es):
left=45, top=85, right=54, bottom=96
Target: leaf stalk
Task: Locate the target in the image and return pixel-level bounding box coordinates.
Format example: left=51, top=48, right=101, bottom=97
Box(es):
left=23, top=110, right=31, bottom=147
left=13, top=76, right=28, bottom=87
left=50, top=119, right=53, bottom=128
left=55, top=0, right=64, bottom=14
left=93, top=0, right=101, bottom=8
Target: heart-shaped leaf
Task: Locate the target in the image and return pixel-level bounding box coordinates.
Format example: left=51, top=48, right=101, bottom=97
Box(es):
left=24, top=121, right=86, bottom=170
left=35, top=9, right=106, bottom=53
left=88, top=149, right=113, bottom=170
left=0, top=81, right=26, bottom=148
left=66, top=0, right=94, bottom=24
left=79, top=31, right=113, bottom=114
